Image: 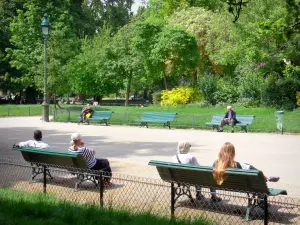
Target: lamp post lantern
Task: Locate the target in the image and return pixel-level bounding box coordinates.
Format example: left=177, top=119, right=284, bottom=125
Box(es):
left=41, top=16, right=50, bottom=122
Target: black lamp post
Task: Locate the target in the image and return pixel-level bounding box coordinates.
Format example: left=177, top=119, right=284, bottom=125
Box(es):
left=227, top=0, right=248, bottom=22
left=41, top=16, right=50, bottom=122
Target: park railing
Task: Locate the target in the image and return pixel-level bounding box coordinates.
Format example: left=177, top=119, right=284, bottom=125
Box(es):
left=0, top=105, right=54, bottom=117
left=53, top=108, right=300, bottom=133
left=0, top=157, right=299, bottom=225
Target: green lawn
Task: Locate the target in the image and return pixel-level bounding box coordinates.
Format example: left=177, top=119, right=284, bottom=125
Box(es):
left=1, top=104, right=300, bottom=132
left=0, top=188, right=210, bottom=225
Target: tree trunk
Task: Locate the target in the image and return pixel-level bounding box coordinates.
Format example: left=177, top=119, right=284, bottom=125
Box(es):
left=161, top=63, right=168, bottom=89
left=192, top=70, right=198, bottom=87
left=125, top=73, right=132, bottom=107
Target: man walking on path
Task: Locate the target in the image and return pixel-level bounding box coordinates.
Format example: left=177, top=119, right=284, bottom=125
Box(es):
left=218, top=106, right=237, bottom=133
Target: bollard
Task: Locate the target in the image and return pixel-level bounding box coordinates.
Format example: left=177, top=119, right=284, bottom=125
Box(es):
left=275, top=111, right=284, bottom=135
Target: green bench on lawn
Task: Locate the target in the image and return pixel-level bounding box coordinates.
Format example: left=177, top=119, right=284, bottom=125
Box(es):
left=78, top=110, right=113, bottom=125
left=205, top=114, right=255, bottom=132
left=13, top=146, right=104, bottom=189
left=136, top=112, right=177, bottom=129
left=148, top=160, right=287, bottom=221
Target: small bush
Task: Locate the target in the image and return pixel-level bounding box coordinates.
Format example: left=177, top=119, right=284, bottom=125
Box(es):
left=297, top=91, right=300, bottom=107
left=261, top=76, right=300, bottom=109
left=215, top=78, right=239, bottom=104
left=283, top=65, right=300, bottom=80
left=198, top=75, right=218, bottom=105
left=238, top=73, right=264, bottom=101
left=160, top=86, right=200, bottom=106
left=152, top=91, right=162, bottom=105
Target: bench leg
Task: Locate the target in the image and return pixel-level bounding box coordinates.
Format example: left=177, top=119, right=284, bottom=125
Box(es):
left=241, top=126, right=248, bottom=133
left=212, top=125, right=219, bottom=131
left=140, top=122, right=148, bottom=128
left=75, top=173, right=98, bottom=190
left=174, top=183, right=195, bottom=205
left=30, top=164, right=52, bottom=182
left=167, top=122, right=171, bottom=129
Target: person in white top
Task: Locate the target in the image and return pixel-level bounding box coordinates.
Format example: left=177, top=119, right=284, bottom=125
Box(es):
left=172, top=140, right=199, bottom=165
left=172, top=140, right=203, bottom=200
left=15, top=130, right=51, bottom=149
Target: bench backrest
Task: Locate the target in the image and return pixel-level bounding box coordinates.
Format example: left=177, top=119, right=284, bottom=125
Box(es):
left=236, top=115, right=255, bottom=125
left=141, top=112, right=177, bottom=122
left=92, top=111, right=113, bottom=119
left=13, top=147, right=88, bottom=169
left=210, top=114, right=224, bottom=123
left=148, top=160, right=269, bottom=194
left=210, top=114, right=255, bottom=125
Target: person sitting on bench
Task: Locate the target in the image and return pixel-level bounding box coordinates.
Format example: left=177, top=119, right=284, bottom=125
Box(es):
left=212, top=142, right=280, bottom=202
left=172, top=140, right=204, bottom=201
left=14, top=130, right=51, bottom=149
left=68, top=133, right=112, bottom=184
left=218, top=105, right=237, bottom=133
left=78, top=104, right=93, bottom=124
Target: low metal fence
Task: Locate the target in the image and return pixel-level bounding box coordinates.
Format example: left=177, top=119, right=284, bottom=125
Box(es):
left=53, top=109, right=300, bottom=133
left=0, top=158, right=299, bottom=224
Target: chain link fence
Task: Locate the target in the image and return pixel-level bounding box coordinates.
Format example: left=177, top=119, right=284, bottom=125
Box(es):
left=0, top=157, right=299, bottom=224
left=53, top=109, right=300, bottom=133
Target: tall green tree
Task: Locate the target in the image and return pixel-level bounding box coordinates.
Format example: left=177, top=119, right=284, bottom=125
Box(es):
left=7, top=0, right=80, bottom=96
left=0, top=0, right=26, bottom=91
left=134, top=22, right=199, bottom=89
left=67, top=26, right=122, bottom=98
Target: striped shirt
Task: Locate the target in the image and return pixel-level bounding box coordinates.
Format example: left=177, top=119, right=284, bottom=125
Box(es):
left=68, top=146, right=97, bottom=168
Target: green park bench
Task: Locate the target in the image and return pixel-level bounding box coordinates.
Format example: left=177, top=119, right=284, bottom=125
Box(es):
left=205, top=114, right=255, bottom=132
left=13, top=146, right=104, bottom=189
left=78, top=110, right=113, bottom=125
left=148, top=160, right=287, bottom=221
left=136, top=112, right=177, bottom=129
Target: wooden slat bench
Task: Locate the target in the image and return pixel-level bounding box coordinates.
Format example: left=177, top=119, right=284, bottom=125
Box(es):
left=78, top=110, right=113, bottom=125
left=13, top=146, right=103, bottom=189
left=136, top=112, right=177, bottom=129
left=205, top=114, right=255, bottom=132
left=148, top=160, right=287, bottom=220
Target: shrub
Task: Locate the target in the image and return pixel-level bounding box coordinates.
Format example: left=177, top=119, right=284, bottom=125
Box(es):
left=283, top=65, right=300, bottom=80
left=296, top=91, right=300, bottom=107
left=238, top=73, right=264, bottom=101
left=215, top=78, right=239, bottom=104
left=261, top=76, right=300, bottom=110
left=198, top=75, right=218, bottom=105
left=160, top=86, right=200, bottom=106
left=152, top=91, right=162, bottom=105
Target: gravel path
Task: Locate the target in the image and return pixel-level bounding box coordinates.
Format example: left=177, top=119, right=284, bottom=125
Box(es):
left=0, top=116, right=299, bottom=198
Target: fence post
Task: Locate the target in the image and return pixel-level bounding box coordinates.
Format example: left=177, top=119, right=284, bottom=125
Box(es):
left=8, top=108, right=10, bottom=116
left=123, top=112, right=127, bottom=124
left=99, top=173, right=104, bottom=208
left=192, top=114, right=195, bottom=128
left=29, top=107, right=30, bottom=116
left=264, top=194, right=268, bottom=225
left=43, top=165, right=47, bottom=194
left=171, top=182, right=175, bottom=220
left=53, top=108, right=56, bottom=120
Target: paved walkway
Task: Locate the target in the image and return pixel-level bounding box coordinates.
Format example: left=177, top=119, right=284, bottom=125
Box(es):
left=0, top=116, right=299, bottom=198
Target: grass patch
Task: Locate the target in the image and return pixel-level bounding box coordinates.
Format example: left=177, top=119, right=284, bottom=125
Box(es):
left=0, top=188, right=211, bottom=225
left=0, top=104, right=300, bottom=132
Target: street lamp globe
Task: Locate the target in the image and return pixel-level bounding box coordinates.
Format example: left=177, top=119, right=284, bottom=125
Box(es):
left=41, top=16, right=50, bottom=36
